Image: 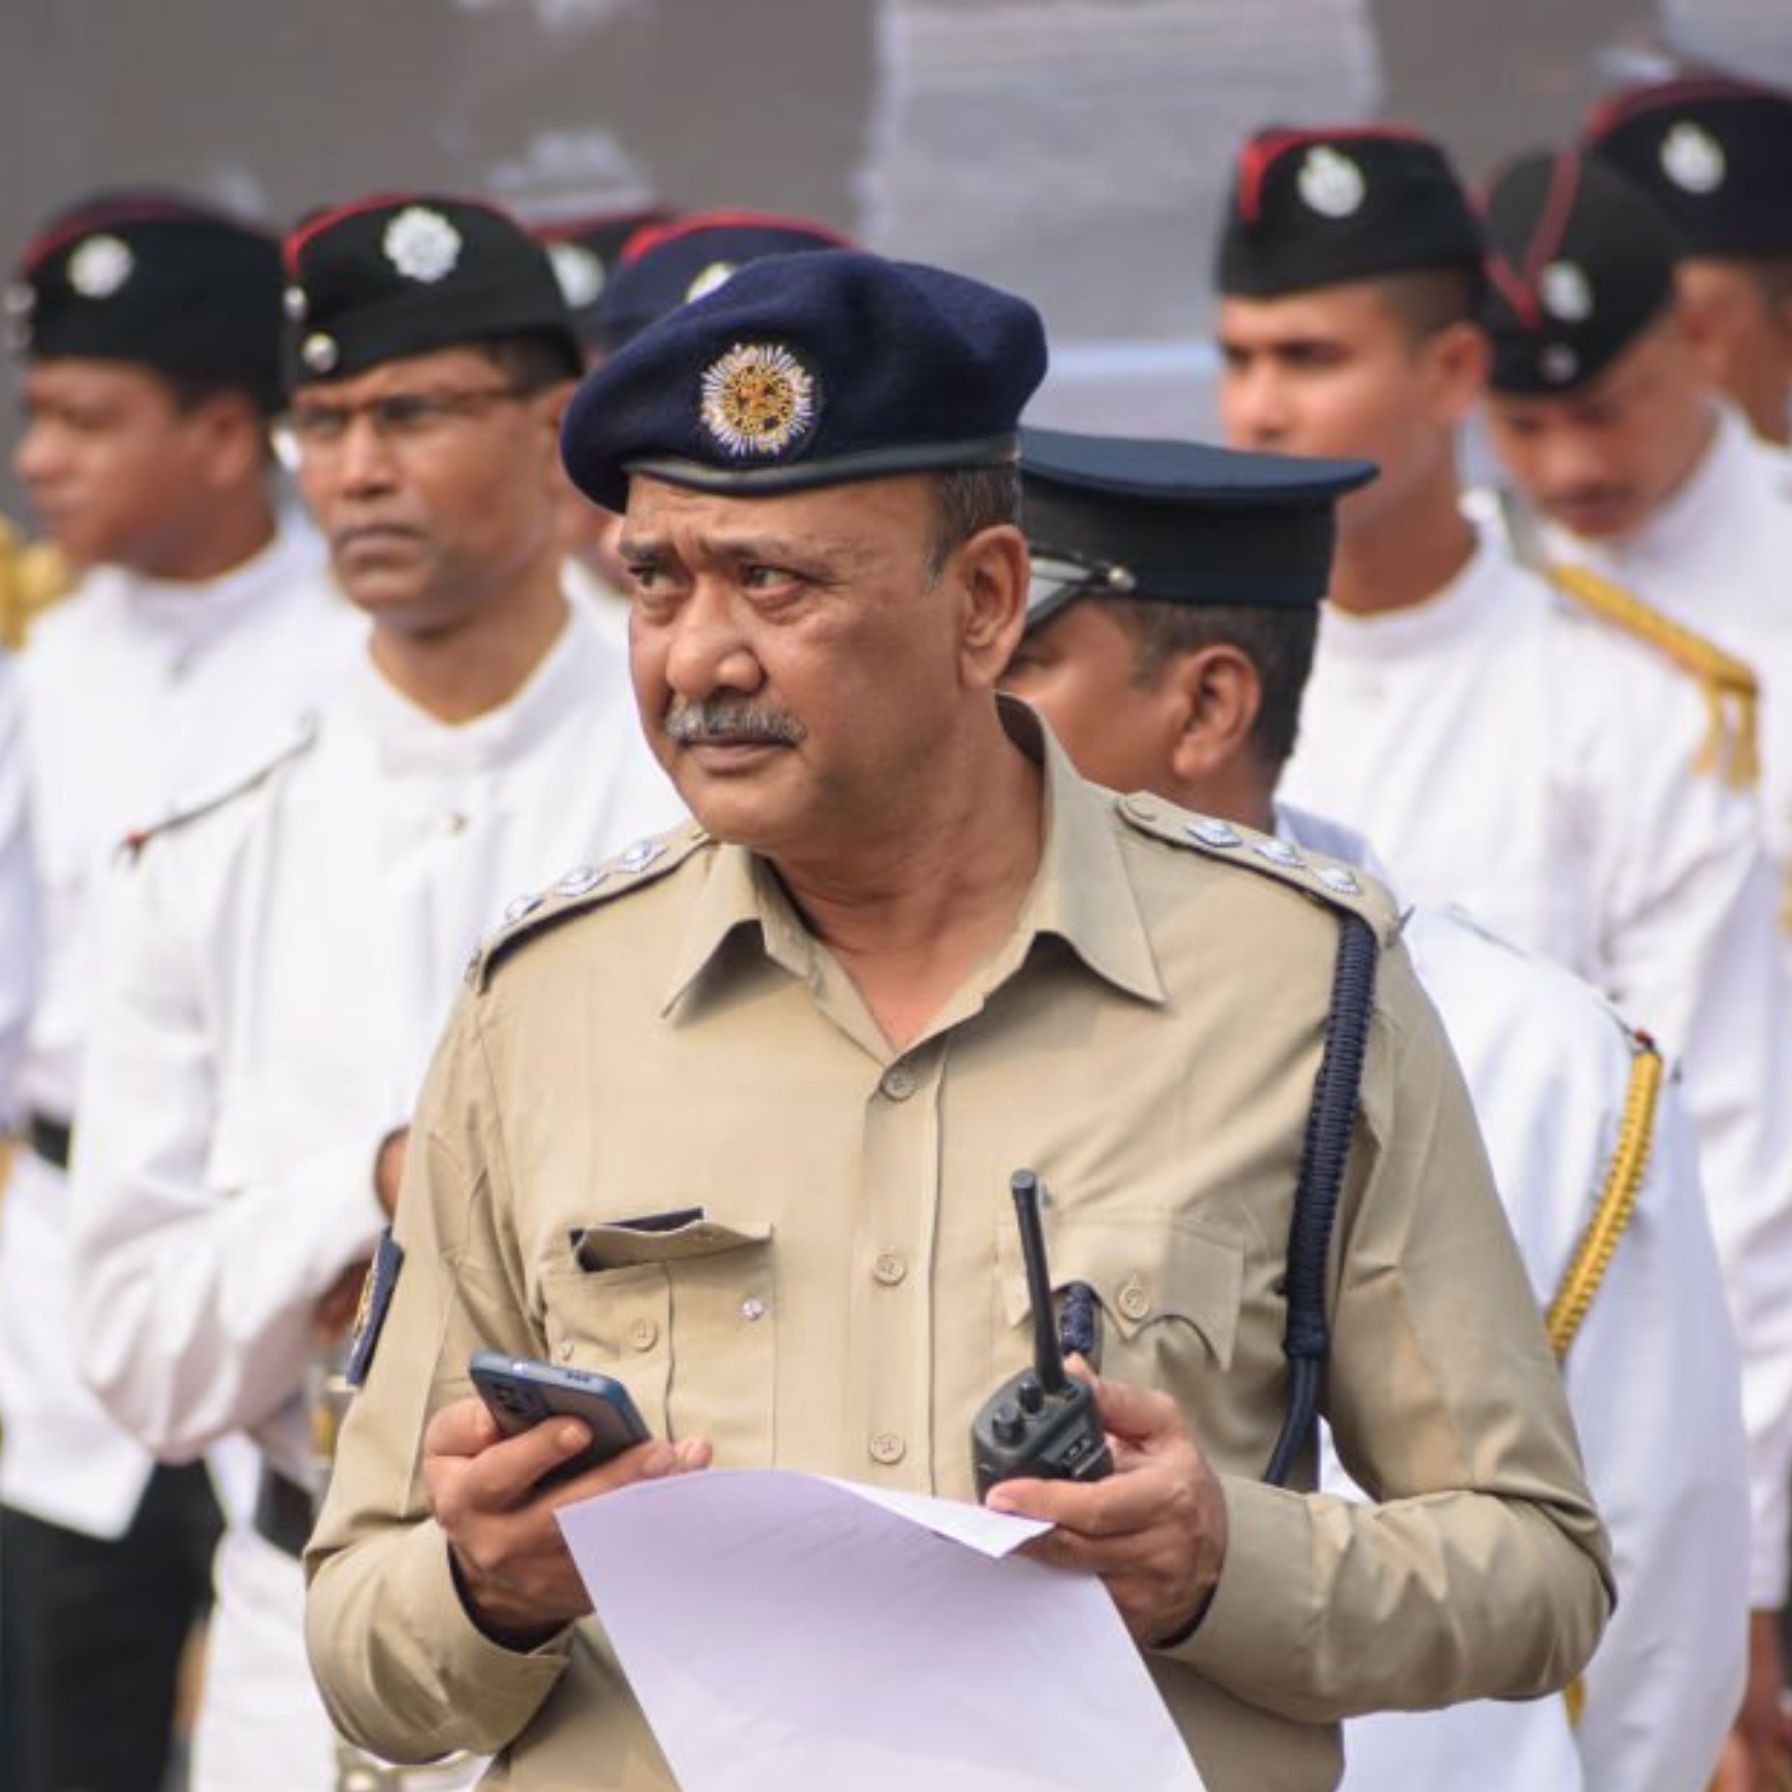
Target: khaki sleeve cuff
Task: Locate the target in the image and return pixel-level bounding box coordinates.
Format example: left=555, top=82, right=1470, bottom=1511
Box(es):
left=1156, top=1475, right=1317, bottom=1697
left=310, top=1519, right=573, bottom=1762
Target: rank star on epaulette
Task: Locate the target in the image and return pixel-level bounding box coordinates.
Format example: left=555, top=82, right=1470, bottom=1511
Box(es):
left=699, top=342, right=819, bottom=459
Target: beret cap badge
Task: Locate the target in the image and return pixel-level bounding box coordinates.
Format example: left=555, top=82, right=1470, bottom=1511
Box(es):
left=382, top=205, right=463, bottom=284
left=699, top=341, right=819, bottom=460
left=68, top=234, right=135, bottom=300
left=1297, top=146, right=1367, bottom=219
left=1660, top=120, right=1726, bottom=194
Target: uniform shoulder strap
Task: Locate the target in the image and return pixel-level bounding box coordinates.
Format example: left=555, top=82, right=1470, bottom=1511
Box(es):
left=117, top=715, right=319, bottom=864
left=1493, top=486, right=1760, bottom=789
left=469, top=818, right=709, bottom=990
left=1114, top=793, right=1402, bottom=946
left=1544, top=1029, right=1664, bottom=1361
left=1547, top=560, right=1760, bottom=790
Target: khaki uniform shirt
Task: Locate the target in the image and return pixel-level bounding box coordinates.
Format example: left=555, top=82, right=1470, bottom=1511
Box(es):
left=307, top=710, right=1611, bottom=1792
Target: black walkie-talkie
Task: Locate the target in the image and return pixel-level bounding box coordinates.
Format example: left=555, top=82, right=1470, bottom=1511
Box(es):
left=971, top=1170, right=1114, bottom=1499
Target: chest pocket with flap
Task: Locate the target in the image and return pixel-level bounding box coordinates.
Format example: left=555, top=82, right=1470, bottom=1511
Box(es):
left=996, top=1216, right=1245, bottom=1401
left=539, top=1217, right=776, bottom=1467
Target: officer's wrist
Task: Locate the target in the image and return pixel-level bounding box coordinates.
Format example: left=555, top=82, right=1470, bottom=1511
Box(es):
left=447, top=1546, right=566, bottom=1654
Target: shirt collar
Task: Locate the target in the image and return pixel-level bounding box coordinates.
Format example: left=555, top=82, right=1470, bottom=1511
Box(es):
left=660, top=697, right=1166, bottom=1018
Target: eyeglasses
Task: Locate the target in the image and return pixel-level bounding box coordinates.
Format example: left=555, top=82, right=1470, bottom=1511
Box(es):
left=1025, top=546, right=1137, bottom=625
left=272, top=384, right=533, bottom=462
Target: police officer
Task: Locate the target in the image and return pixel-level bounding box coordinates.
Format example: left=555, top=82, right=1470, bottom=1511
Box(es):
left=305, top=249, right=1609, bottom=1792
left=67, top=193, right=681, bottom=1792
left=1586, top=76, right=1792, bottom=449
left=1, top=191, right=358, bottom=1792
left=552, top=208, right=854, bottom=644
left=1002, top=425, right=1750, bottom=1791
left=1211, top=132, right=1792, bottom=1752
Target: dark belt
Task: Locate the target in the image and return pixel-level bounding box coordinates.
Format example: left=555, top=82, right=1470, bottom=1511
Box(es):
left=254, top=1464, right=317, bottom=1561
left=27, top=1111, right=72, bottom=1172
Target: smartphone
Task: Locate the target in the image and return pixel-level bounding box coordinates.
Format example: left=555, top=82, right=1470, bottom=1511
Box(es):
left=469, top=1350, right=651, bottom=1486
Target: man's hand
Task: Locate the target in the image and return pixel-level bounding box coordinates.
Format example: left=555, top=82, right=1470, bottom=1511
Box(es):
left=374, top=1128, right=410, bottom=1219
left=423, top=1395, right=712, bottom=1647
left=984, top=1364, right=1227, bottom=1646
left=1711, top=1610, right=1792, bottom=1791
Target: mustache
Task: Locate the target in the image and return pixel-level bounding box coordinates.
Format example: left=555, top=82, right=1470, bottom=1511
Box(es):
left=662, top=698, right=807, bottom=747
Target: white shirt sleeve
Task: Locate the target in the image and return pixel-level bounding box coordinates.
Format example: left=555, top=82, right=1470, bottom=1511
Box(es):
left=68, top=838, right=389, bottom=1462
left=1571, top=1077, right=1750, bottom=1790
left=1593, top=675, right=1792, bottom=1609
left=0, top=655, right=36, bottom=1113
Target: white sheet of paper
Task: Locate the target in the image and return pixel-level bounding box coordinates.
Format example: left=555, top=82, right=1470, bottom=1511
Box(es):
left=557, top=1469, right=1206, bottom=1792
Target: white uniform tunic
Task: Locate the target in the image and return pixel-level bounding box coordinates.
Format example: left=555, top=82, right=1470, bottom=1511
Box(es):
left=1280, top=528, right=1792, bottom=1608
left=1285, top=811, right=1749, bottom=1792
left=0, top=524, right=358, bottom=1538
left=1538, top=406, right=1792, bottom=910
left=0, top=653, right=36, bottom=1111
left=70, top=597, right=682, bottom=1789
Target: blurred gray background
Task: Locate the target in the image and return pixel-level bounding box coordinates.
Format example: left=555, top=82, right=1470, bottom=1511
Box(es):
left=4, top=0, right=1790, bottom=509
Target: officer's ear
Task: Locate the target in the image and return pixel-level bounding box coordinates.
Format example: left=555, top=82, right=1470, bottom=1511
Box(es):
left=953, top=522, right=1031, bottom=694
left=1161, top=642, right=1262, bottom=786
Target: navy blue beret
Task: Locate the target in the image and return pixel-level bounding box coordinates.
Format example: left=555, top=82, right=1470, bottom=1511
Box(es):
left=561, top=249, right=1048, bottom=513
left=595, top=209, right=853, bottom=353
left=283, top=194, right=581, bottom=386
left=11, top=191, right=284, bottom=410
left=1021, top=427, right=1376, bottom=625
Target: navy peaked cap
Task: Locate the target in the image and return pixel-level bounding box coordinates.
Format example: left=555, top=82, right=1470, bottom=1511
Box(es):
left=561, top=249, right=1048, bottom=513
left=595, top=210, right=853, bottom=353
left=1020, top=427, right=1376, bottom=626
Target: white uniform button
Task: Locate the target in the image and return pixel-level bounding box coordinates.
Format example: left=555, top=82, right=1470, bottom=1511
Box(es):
left=628, top=1316, right=660, bottom=1351
left=444, top=812, right=468, bottom=835
left=739, top=1297, right=767, bottom=1323
left=869, top=1431, right=906, bottom=1466
left=879, top=1062, right=917, bottom=1102
left=1117, top=1278, right=1151, bottom=1322
left=872, top=1251, right=907, bottom=1287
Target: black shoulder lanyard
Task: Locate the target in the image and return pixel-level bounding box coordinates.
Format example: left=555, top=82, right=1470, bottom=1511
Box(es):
left=1264, top=909, right=1381, bottom=1487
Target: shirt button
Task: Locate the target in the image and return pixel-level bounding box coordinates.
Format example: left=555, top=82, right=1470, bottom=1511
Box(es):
left=869, top=1431, right=906, bottom=1466
left=557, top=1340, right=574, bottom=1363
left=879, top=1062, right=917, bottom=1102
left=872, top=1251, right=906, bottom=1287
left=443, top=812, right=468, bottom=835
left=739, top=1297, right=767, bottom=1323
left=627, top=1316, right=660, bottom=1351
left=1117, top=1278, right=1151, bottom=1322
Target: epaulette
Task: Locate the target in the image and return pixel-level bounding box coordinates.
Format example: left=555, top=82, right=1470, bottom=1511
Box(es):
left=469, top=817, right=709, bottom=990
left=116, top=714, right=318, bottom=864
left=1113, top=792, right=1402, bottom=945
left=1545, top=559, right=1760, bottom=790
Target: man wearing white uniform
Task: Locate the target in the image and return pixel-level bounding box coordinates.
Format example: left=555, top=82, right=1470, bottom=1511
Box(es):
left=1001, top=424, right=1750, bottom=1791
left=70, top=194, right=680, bottom=1792
left=1478, top=148, right=1792, bottom=945
left=1, top=193, right=357, bottom=1792
left=0, top=653, right=34, bottom=1108
left=1212, top=126, right=1792, bottom=1780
